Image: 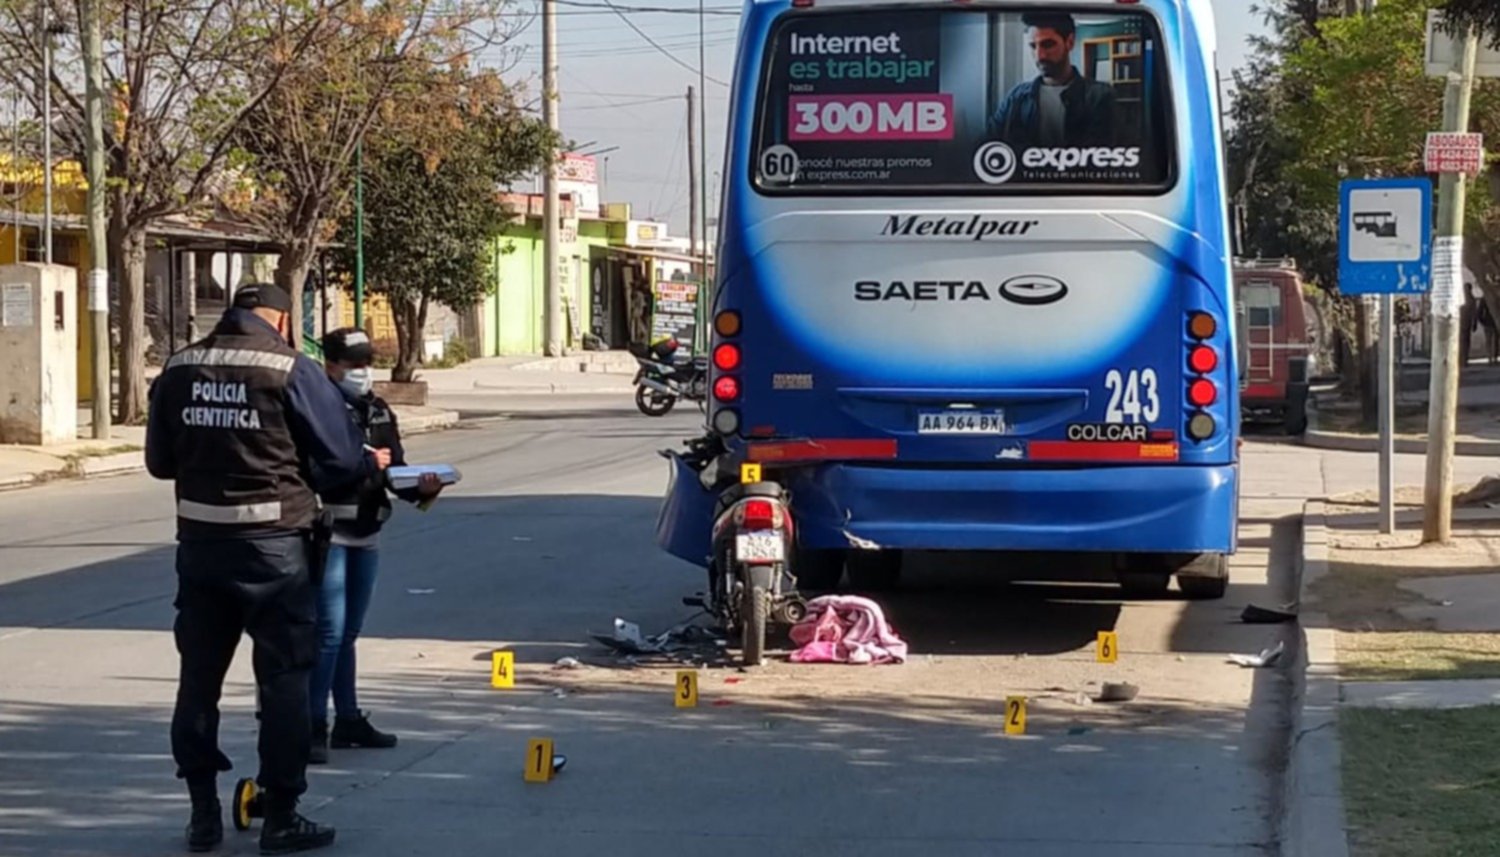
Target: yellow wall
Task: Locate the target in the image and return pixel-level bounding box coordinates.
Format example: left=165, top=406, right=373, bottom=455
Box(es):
left=0, top=227, right=95, bottom=401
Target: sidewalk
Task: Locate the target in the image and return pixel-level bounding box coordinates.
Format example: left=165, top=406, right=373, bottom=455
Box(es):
left=1303, top=362, right=1500, bottom=455
left=1288, top=500, right=1500, bottom=857
left=392, top=354, right=636, bottom=396
left=0, top=404, right=457, bottom=492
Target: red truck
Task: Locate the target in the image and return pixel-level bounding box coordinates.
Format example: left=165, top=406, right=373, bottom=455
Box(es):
left=1233, top=259, right=1322, bottom=434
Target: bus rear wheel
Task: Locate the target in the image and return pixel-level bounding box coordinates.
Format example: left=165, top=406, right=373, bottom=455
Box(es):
left=1177, top=554, right=1229, bottom=600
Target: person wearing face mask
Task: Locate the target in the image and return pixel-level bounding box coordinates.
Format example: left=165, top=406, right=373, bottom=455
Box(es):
left=307, top=327, right=442, bottom=765
left=146, top=284, right=388, bottom=854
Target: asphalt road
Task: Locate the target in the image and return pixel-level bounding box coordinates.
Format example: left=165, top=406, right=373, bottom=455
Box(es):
left=0, top=397, right=1482, bottom=857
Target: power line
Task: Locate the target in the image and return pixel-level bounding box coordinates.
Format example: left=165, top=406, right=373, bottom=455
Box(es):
left=596, top=0, right=730, bottom=85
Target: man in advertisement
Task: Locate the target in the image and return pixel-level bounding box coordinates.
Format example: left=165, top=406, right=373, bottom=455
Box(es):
left=988, top=12, right=1116, bottom=150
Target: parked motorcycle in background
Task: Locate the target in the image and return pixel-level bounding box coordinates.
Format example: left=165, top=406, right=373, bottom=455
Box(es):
left=631, top=338, right=707, bottom=416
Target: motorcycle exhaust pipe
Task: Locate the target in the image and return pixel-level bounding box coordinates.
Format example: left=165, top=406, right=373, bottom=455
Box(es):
left=640, top=378, right=675, bottom=395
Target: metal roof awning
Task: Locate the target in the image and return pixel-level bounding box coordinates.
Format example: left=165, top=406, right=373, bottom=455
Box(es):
left=603, top=245, right=709, bottom=265
left=0, top=211, right=288, bottom=253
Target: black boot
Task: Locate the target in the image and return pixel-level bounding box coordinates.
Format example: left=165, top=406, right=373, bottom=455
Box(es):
left=308, top=721, right=329, bottom=766
left=330, top=711, right=397, bottom=749
left=185, top=778, right=222, bottom=853
left=259, top=794, right=336, bottom=856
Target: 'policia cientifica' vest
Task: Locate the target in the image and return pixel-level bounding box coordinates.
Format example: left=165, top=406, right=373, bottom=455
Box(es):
left=154, top=315, right=317, bottom=540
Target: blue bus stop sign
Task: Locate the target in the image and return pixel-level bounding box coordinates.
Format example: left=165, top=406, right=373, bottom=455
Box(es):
left=1338, top=178, right=1433, bottom=295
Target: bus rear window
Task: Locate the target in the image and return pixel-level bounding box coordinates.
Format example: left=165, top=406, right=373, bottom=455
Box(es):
left=753, top=7, right=1174, bottom=194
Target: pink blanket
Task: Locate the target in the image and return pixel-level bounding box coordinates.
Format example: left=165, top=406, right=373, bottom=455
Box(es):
left=788, top=595, right=908, bottom=665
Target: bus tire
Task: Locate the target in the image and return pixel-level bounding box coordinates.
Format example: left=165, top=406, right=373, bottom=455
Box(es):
left=1116, top=570, right=1171, bottom=597
left=1177, top=554, right=1229, bottom=600
left=794, top=547, right=844, bottom=593
left=846, top=550, right=901, bottom=591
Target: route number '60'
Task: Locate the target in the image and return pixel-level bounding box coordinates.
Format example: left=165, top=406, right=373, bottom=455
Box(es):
left=1104, top=368, right=1161, bottom=424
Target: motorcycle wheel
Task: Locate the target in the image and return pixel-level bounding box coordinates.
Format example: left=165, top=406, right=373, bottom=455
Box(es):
left=635, top=385, right=676, bottom=417
left=740, top=583, right=769, bottom=667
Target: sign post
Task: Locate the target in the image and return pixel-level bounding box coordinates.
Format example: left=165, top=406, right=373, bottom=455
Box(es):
left=1338, top=178, right=1434, bottom=535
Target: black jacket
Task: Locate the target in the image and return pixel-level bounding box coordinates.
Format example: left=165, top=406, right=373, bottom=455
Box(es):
left=320, top=390, right=421, bottom=539
left=146, top=310, right=373, bottom=540
left=988, top=69, right=1117, bottom=150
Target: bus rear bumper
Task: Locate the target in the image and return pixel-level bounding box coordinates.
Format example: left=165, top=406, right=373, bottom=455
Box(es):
left=787, top=463, right=1239, bottom=554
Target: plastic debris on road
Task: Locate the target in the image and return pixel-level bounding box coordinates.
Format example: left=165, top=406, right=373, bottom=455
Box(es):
left=1227, top=641, right=1285, bottom=668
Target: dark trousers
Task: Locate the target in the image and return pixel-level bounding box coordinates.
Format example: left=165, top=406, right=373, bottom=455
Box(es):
left=171, top=535, right=317, bottom=799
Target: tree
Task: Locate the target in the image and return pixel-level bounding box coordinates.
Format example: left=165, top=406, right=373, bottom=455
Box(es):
left=233, top=0, right=520, bottom=345
left=0, top=0, right=333, bottom=422
left=1229, top=0, right=1500, bottom=423
left=332, top=69, right=553, bottom=381
left=1438, top=0, right=1500, bottom=44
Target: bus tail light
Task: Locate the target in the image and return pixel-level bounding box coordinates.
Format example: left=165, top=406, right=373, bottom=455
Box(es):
left=1189, top=345, right=1217, bottom=374
left=713, top=408, right=741, bottom=435
left=714, top=375, right=741, bottom=402
left=1187, top=413, right=1216, bottom=441
left=1188, top=379, right=1217, bottom=408
left=715, top=310, right=741, bottom=337
left=1188, top=312, right=1216, bottom=340
left=713, top=343, right=741, bottom=371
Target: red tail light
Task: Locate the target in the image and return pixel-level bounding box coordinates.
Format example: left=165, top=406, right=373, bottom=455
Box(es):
left=713, top=376, right=741, bottom=402
left=736, top=498, right=787, bottom=531
left=713, top=343, right=741, bottom=371
left=1189, top=346, right=1218, bottom=374
left=1188, top=379, right=1218, bottom=407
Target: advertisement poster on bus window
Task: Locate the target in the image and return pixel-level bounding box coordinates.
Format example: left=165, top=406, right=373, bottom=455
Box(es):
left=754, top=8, right=1171, bottom=192
left=651, top=279, right=700, bottom=346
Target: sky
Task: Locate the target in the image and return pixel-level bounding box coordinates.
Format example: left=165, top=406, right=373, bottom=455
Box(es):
left=496, top=0, right=1268, bottom=237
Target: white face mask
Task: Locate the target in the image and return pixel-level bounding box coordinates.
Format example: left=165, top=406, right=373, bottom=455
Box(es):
left=338, top=367, right=373, bottom=397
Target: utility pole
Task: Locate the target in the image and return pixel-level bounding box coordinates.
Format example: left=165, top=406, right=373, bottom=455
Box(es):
left=698, top=0, right=708, bottom=266
left=11, top=89, right=19, bottom=263
left=40, top=2, right=54, bottom=265
left=1423, top=25, right=1479, bottom=544
left=542, top=0, right=563, bottom=357
left=686, top=86, right=699, bottom=290
left=354, top=142, right=364, bottom=330
left=82, top=0, right=111, bottom=438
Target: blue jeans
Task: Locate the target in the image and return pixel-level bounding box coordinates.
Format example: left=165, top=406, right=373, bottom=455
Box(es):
left=310, top=545, right=380, bottom=725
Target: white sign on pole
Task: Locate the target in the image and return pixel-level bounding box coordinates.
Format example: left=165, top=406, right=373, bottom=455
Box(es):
left=1424, top=11, right=1500, bottom=78
left=1424, top=132, right=1485, bottom=176
left=2, top=283, right=33, bottom=327
left=1346, top=187, right=1425, bottom=263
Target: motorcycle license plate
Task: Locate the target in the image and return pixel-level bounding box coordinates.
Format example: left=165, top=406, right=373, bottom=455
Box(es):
left=735, top=532, right=785, bottom=564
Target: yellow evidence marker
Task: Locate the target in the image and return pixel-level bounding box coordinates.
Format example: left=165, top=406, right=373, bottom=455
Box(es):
left=740, top=463, right=763, bottom=484
left=491, top=650, right=515, bottom=689
left=675, top=670, right=699, bottom=708
left=1004, top=696, right=1027, bottom=735
left=524, top=738, right=556, bottom=783
left=1097, top=631, right=1119, bottom=664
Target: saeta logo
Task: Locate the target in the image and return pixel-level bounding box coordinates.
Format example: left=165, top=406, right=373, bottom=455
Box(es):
left=1022, top=147, right=1141, bottom=171
left=998, top=275, right=1068, bottom=306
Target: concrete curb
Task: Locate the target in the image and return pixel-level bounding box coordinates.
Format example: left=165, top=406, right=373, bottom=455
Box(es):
left=470, top=382, right=633, bottom=395
left=395, top=409, right=460, bottom=435
left=1279, top=500, right=1350, bottom=857
left=1302, top=426, right=1500, bottom=457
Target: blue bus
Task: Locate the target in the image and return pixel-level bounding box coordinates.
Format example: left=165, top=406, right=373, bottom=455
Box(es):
left=658, top=0, right=1238, bottom=600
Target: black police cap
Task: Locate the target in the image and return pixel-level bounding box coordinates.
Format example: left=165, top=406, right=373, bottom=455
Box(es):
left=232, top=283, right=293, bottom=313
left=322, top=327, right=375, bottom=365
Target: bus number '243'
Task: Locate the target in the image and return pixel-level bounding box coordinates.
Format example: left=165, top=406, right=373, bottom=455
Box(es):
left=1105, top=368, right=1160, bottom=424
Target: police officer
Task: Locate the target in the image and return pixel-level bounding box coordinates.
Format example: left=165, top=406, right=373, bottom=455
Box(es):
left=308, top=327, right=443, bottom=764
left=146, top=283, right=389, bottom=855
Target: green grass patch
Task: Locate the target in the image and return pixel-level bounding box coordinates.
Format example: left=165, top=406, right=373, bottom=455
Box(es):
left=1343, top=706, right=1500, bottom=857
left=1339, top=632, right=1500, bottom=682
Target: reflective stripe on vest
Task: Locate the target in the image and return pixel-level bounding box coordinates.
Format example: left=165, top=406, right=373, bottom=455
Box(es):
left=177, top=499, right=284, bottom=524
left=326, top=503, right=391, bottom=523
left=166, top=347, right=296, bottom=374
